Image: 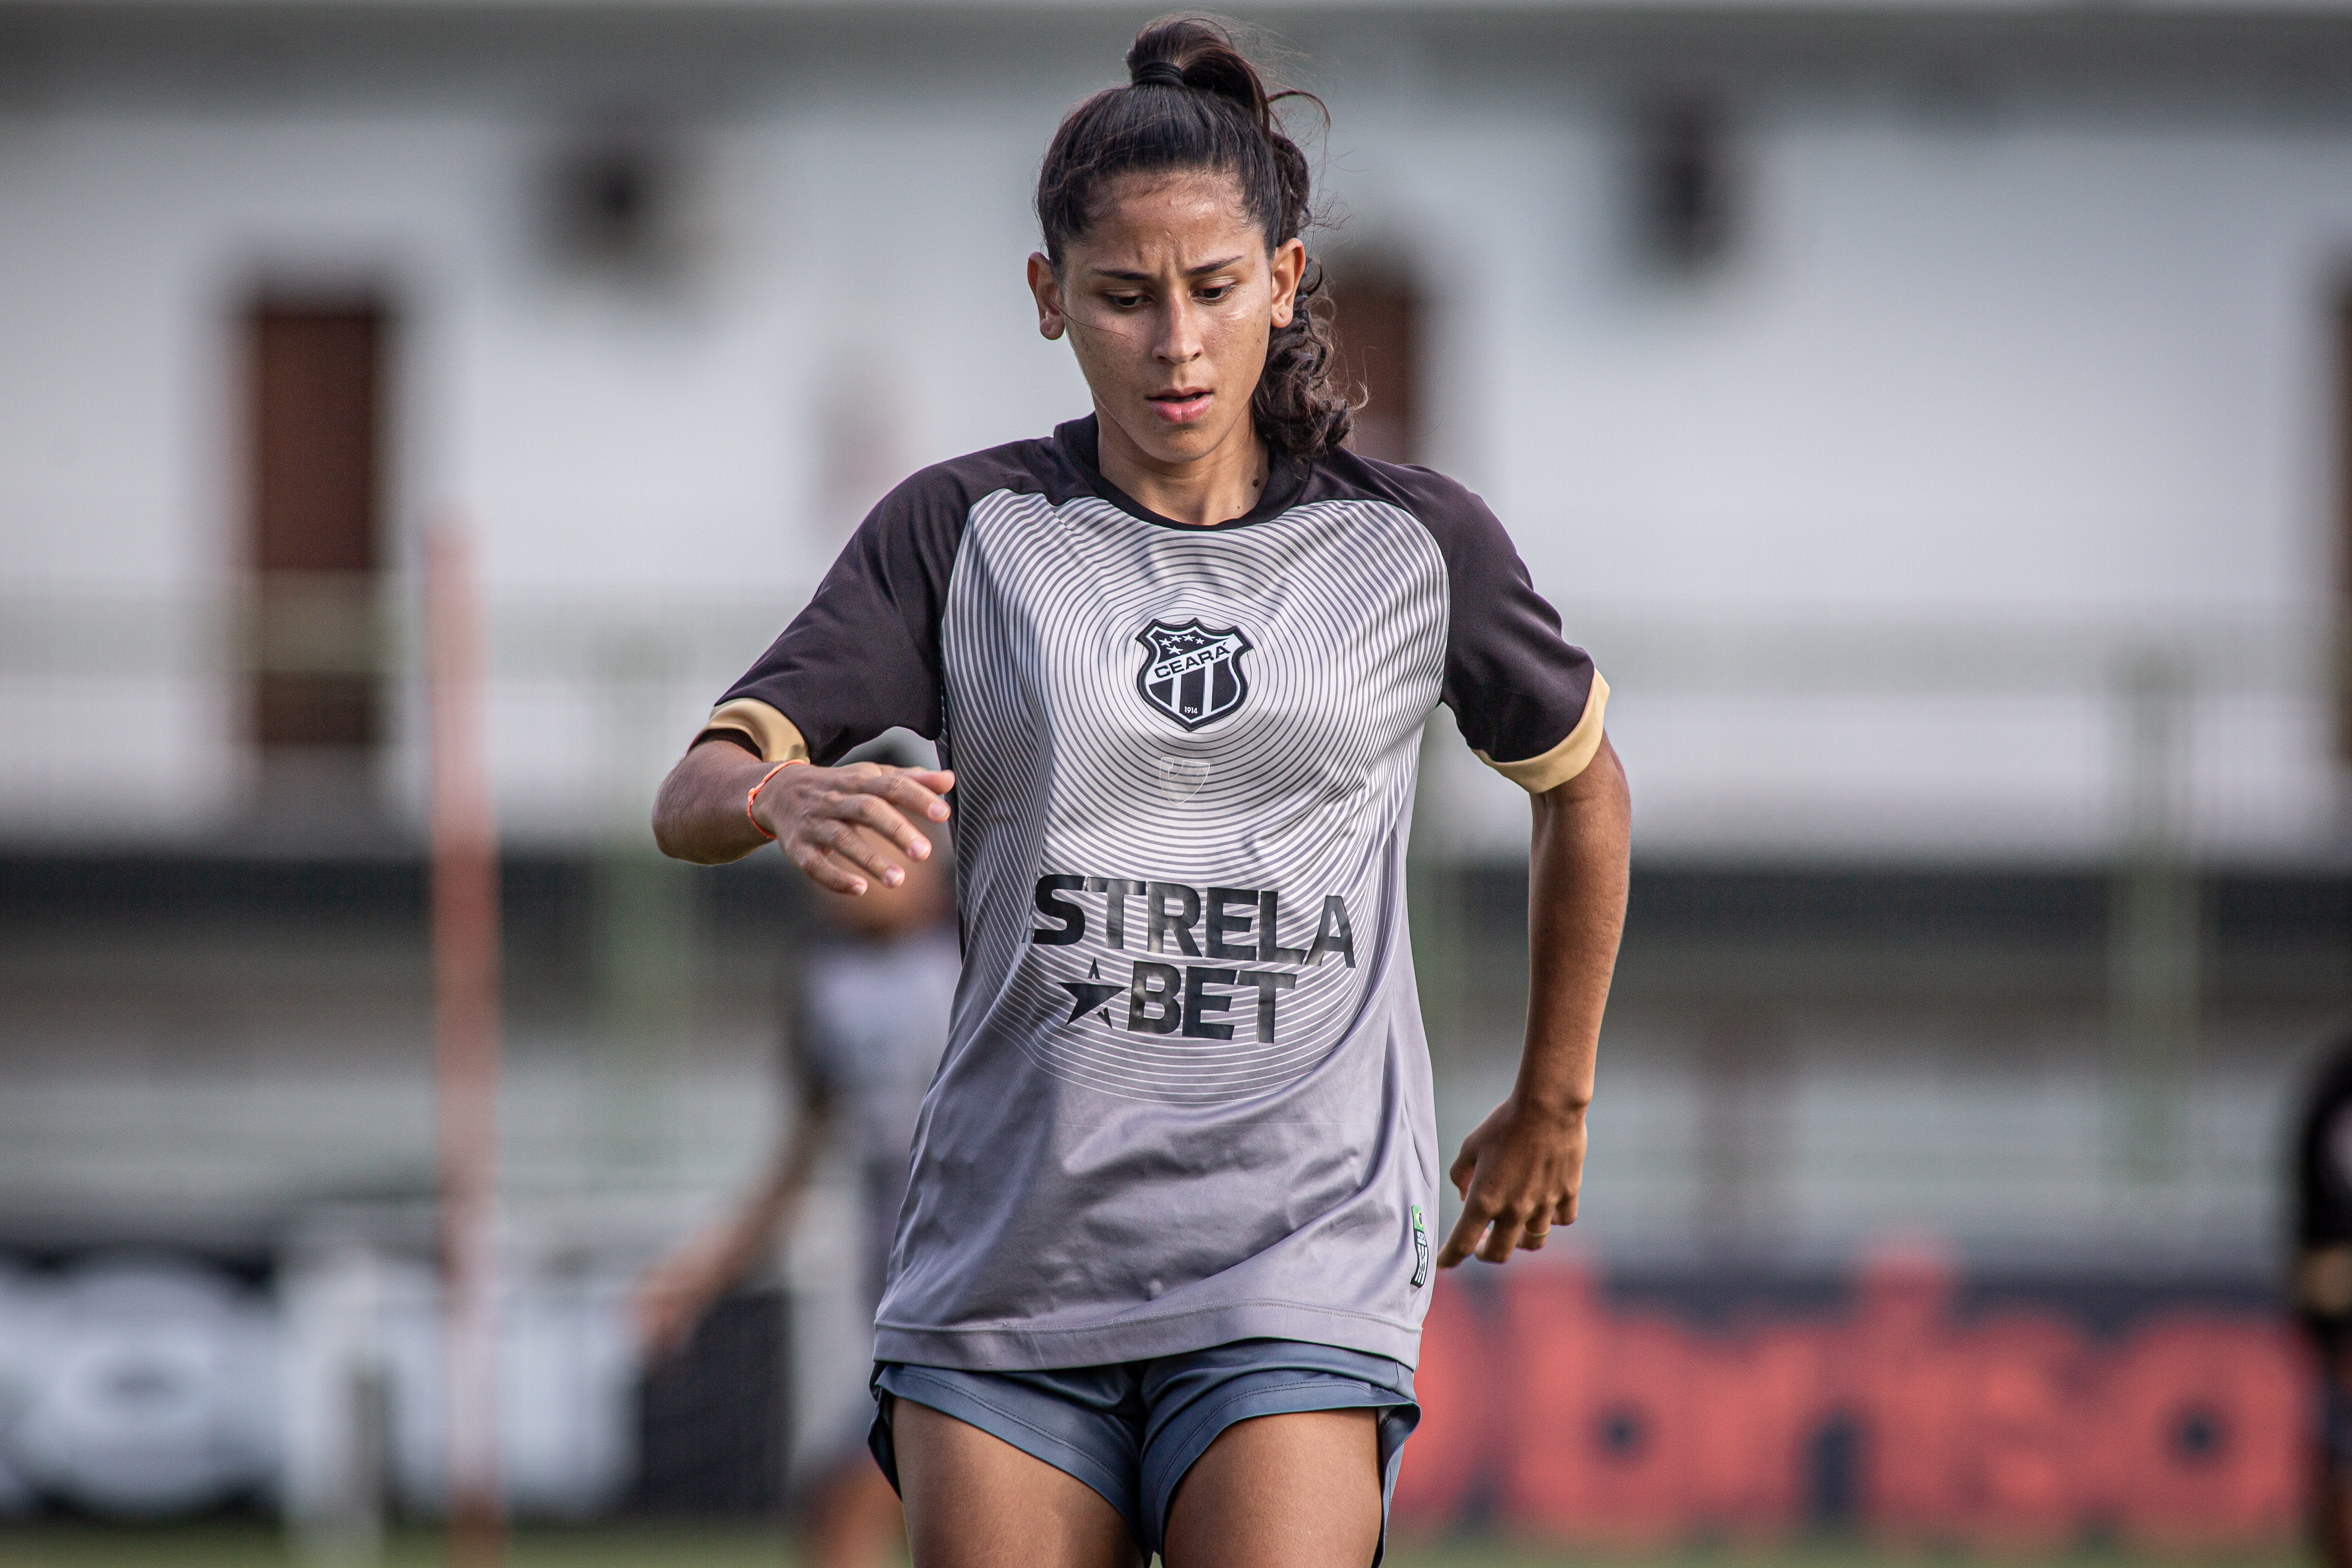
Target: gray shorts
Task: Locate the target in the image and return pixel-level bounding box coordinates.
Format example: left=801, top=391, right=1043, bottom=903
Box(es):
left=868, top=1339, right=1419, bottom=1562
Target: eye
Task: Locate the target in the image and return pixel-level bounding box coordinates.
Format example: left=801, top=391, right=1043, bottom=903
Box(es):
left=1104, top=291, right=1147, bottom=310
left=1196, top=284, right=1236, bottom=303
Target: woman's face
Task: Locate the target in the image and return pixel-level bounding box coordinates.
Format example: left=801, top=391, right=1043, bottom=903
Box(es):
left=1029, top=171, right=1305, bottom=474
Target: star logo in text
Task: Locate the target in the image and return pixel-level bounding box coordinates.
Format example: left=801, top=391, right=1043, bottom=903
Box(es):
left=1059, top=958, right=1123, bottom=1025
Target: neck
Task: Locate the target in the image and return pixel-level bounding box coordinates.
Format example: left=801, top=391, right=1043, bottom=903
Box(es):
left=1092, top=407, right=1269, bottom=528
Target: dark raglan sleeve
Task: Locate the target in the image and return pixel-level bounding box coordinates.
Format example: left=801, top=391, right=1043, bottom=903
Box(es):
left=696, top=464, right=971, bottom=767
left=1398, top=467, right=1608, bottom=793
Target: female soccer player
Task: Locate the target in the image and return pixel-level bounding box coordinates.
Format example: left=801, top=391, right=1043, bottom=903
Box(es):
left=653, top=16, right=1631, bottom=1568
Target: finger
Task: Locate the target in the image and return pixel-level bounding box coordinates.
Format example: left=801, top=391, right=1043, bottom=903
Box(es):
left=1554, top=1193, right=1579, bottom=1228
left=819, top=842, right=890, bottom=891
left=1436, top=1206, right=1490, bottom=1270
left=1518, top=1224, right=1551, bottom=1252
left=848, top=764, right=950, bottom=801
left=875, top=771, right=955, bottom=823
left=1478, top=1212, right=1528, bottom=1264
left=847, top=766, right=955, bottom=803
left=812, top=819, right=911, bottom=887
left=635, top=1300, right=682, bottom=1359
left=788, top=838, right=871, bottom=895
left=824, top=790, right=931, bottom=862
left=1448, top=1145, right=1476, bottom=1199
left=651, top=1315, right=693, bottom=1360
left=869, top=773, right=956, bottom=833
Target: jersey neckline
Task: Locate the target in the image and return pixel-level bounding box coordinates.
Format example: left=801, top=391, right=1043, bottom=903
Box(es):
left=1054, top=416, right=1310, bottom=533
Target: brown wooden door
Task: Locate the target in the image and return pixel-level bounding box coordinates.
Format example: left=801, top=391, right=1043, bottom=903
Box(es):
left=247, top=303, right=384, bottom=750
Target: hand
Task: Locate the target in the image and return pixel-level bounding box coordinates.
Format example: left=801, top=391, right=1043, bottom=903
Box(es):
left=634, top=1237, right=734, bottom=1361
left=1436, top=1096, right=1587, bottom=1268
left=753, top=762, right=955, bottom=895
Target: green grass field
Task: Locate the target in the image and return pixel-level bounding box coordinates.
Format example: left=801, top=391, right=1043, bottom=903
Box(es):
left=0, top=1524, right=2308, bottom=1568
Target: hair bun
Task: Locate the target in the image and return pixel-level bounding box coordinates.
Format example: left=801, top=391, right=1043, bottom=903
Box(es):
left=1131, top=59, right=1187, bottom=89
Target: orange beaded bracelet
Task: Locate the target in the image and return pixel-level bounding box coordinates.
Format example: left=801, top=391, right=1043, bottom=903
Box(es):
left=746, top=758, right=807, bottom=841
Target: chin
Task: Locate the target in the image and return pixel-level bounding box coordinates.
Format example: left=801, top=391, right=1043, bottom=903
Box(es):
left=1131, top=413, right=1240, bottom=466
left=1151, top=434, right=1218, bottom=465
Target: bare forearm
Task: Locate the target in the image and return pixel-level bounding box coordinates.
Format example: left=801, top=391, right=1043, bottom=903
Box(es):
left=1514, top=737, right=1630, bottom=1117
left=1422, top=736, right=1629, bottom=1269
left=653, top=739, right=777, bottom=865
left=636, top=1139, right=816, bottom=1355
left=654, top=736, right=956, bottom=892
left=710, top=1145, right=816, bottom=1279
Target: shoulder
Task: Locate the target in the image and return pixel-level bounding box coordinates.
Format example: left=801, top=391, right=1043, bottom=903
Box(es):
left=1296, top=448, right=1517, bottom=560
left=828, top=433, right=1087, bottom=601
left=877, top=432, right=1092, bottom=528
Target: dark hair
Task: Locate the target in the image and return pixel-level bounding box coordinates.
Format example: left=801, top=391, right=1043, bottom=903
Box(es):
left=1035, top=14, right=1351, bottom=462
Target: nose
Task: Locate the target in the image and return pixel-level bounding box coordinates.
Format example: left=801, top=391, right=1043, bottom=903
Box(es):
left=1155, top=294, right=1205, bottom=366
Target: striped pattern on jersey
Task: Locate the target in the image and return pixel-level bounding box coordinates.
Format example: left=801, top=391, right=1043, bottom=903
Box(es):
left=941, top=489, right=1447, bottom=1104
left=709, top=418, right=1603, bottom=1373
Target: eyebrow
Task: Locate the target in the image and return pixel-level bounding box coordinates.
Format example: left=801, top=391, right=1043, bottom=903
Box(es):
left=1089, top=255, right=1249, bottom=282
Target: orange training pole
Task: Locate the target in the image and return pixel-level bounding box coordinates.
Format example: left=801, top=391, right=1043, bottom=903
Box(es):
left=427, top=522, right=505, bottom=1568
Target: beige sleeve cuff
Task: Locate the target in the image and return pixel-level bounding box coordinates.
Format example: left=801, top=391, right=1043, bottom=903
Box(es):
left=1474, top=672, right=1609, bottom=794
left=699, top=697, right=810, bottom=765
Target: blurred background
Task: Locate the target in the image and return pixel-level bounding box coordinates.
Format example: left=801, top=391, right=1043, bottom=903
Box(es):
left=1, top=0, right=2346, bottom=1561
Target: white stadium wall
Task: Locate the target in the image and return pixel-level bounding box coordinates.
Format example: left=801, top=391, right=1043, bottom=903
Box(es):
left=0, top=12, right=2348, bottom=858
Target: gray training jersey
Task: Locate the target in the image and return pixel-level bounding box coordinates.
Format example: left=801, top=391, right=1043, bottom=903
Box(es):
left=704, top=417, right=1607, bottom=1372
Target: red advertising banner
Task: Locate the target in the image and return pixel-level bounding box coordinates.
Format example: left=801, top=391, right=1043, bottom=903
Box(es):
left=1395, top=1247, right=2304, bottom=1550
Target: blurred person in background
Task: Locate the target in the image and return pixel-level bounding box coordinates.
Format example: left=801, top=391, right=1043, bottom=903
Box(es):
left=652, top=14, right=1629, bottom=1568
left=637, top=741, right=956, bottom=1568
left=2295, top=1033, right=2352, bottom=1568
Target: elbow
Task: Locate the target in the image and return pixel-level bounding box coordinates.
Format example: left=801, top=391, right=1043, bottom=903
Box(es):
left=649, top=739, right=765, bottom=866
left=650, top=770, right=715, bottom=865
left=650, top=798, right=689, bottom=863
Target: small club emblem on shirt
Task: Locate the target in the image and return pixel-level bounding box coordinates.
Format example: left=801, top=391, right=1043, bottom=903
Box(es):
left=1135, top=618, right=1254, bottom=731
left=1411, top=1205, right=1430, bottom=1288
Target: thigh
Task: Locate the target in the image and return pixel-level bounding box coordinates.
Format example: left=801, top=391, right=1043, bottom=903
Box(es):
left=891, top=1397, right=1143, bottom=1568
left=1162, top=1408, right=1382, bottom=1568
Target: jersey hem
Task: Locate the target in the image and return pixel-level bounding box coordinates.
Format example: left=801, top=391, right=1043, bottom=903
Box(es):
left=872, top=1300, right=1425, bottom=1373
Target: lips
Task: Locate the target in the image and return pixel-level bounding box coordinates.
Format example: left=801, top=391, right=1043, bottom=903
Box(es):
left=1148, top=388, right=1213, bottom=424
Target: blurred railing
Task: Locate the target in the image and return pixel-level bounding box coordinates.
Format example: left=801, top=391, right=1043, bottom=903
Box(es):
left=1, top=578, right=2342, bottom=863
left=1, top=579, right=2339, bottom=1272
left=0, top=583, right=2332, bottom=1542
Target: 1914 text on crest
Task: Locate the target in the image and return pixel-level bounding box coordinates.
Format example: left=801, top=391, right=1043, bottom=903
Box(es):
left=1134, top=618, right=1254, bottom=731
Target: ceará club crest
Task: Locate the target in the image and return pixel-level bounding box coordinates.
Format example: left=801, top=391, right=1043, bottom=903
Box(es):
left=1134, top=618, right=1253, bottom=731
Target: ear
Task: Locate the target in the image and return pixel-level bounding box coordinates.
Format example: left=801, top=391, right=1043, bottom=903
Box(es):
left=1027, top=252, right=1066, bottom=341
left=1268, top=238, right=1307, bottom=330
